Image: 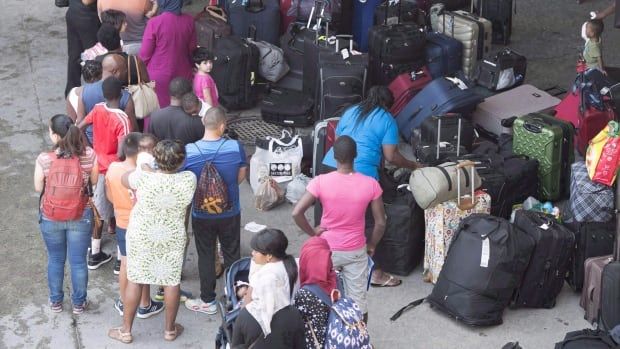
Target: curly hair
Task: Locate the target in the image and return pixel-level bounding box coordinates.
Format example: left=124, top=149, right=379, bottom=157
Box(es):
left=153, top=140, right=186, bottom=172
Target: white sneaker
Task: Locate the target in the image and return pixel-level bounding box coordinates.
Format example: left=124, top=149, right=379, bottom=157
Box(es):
left=184, top=298, right=217, bottom=315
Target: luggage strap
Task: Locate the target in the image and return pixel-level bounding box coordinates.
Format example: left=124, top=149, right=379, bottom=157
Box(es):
left=390, top=297, right=425, bottom=321
left=437, top=165, right=470, bottom=192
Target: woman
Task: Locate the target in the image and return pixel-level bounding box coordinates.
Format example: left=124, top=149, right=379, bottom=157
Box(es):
left=321, top=86, right=420, bottom=288
left=232, top=229, right=305, bottom=349
left=108, top=140, right=196, bottom=344
left=294, top=237, right=337, bottom=349
left=139, top=0, right=196, bottom=117
left=66, top=60, right=102, bottom=122
left=34, top=114, right=98, bottom=314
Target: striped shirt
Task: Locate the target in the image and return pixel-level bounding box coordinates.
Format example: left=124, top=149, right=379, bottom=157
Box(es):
left=83, top=103, right=131, bottom=174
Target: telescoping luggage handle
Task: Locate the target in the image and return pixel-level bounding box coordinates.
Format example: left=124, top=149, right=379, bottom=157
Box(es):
left=456, top=160, right=477, bottom=211
left=434, top=116, right=462, bottom=160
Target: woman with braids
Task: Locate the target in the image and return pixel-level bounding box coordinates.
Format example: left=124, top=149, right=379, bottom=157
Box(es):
left=108, top=140, right=196, bottom=344
left=34, top=114, right=98, bottom=315
left=320, top=86, right=421, bottom=288
left=232, top=229, right=305, bottom=349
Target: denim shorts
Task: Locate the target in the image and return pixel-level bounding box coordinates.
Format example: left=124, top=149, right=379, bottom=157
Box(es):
left=116, top=227, right=127, bottom=256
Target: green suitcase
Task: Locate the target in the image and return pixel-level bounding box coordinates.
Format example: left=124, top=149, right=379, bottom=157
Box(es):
left=512, top=113, right=574, bottom=201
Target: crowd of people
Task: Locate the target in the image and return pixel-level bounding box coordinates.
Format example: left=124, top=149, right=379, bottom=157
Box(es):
left=40, top=0, right=430, bottom=347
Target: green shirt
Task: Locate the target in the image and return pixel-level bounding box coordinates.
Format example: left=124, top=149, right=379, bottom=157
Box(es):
left=584, top=39, right=602, bottom=69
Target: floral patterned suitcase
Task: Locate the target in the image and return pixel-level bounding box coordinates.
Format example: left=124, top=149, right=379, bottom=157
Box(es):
left=423, top=188, right=491, bottom=284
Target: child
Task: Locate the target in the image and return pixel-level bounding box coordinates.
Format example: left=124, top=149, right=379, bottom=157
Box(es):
left=582, top=19, right=605, bottom=73
left=81, top=24, right=123, bottom=62
left=79, top=76, right=133, bottom=270
left=106, top=132, right=164, bottom=318
left=192, top=47, right=219, bottom=109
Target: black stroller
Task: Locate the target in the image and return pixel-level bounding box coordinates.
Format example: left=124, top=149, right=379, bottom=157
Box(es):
left=215, top=257, right=251, bottom=349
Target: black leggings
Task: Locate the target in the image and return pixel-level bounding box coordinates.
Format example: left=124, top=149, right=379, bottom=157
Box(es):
left=65, top=9, right=100, bottom=96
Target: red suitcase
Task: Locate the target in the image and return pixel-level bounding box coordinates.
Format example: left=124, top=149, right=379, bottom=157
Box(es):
left=388, top=66, right=432, bottom=116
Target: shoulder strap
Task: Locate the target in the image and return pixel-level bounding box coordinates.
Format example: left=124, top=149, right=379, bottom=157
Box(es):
left=302, top=284, right=332, bottom=306
left=389, top=297, right=426, bottom=321
left=195, top=139, right=227, bottom=165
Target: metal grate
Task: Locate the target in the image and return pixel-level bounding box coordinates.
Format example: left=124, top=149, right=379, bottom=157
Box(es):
left=226, top=117, right=288, bottom=146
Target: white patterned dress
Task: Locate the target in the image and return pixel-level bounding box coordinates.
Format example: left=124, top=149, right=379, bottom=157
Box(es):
left=126, top=171, right=196, bottom=286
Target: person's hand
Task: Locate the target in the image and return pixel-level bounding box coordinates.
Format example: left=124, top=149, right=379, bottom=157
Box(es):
left=602, top=69, right=608, bottom=76
left=594, top=12, right=605, bottom=20
left=313, top=226, right=327, bottom=236
left=412, top=162, right=425, bottom=170
left=367, top=244, right=376, bottom=257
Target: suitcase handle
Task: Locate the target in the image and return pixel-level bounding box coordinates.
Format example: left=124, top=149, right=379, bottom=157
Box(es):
left=456, top=160, right=477, bottom=211
left=245, top=0, right=265, bottom=13
left=523, top=122, right=543, bottom=134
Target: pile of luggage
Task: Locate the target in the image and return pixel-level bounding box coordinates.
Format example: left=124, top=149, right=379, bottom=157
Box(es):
left=195, top=0, right=620, bottom=345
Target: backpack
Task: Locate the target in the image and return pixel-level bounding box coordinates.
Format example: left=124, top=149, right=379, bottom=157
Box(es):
left=193, top=141, right=232, bottom=215
left=41, top=153, right=88, bottom=221
left=324, top=290, right=371, bottom=349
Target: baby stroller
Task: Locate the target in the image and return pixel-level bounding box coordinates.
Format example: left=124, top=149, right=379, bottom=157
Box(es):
left=215, top=257, right=251, bottom=349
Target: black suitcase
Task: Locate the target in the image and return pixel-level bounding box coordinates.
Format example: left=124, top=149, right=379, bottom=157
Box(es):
left=476, top=48, right=526, bottom=92
left=374, top=0, right=426, bottom=26
left=475, top=0, right=513, bottom=45
left=565, top=220, right=615, bottom=292
left=278, top=22, right=310, bottom=91
left=599, top=184, right=620, bottom=331
left=511, top=210, right=575, bottom=309
left=368, top=21, right=426, bottom=86
left=427, top=214, right=535, bottom=326
left=554, top=329, right=618, bottom=349
left=419, top=114, right=475, bottom=151
left=373, top=184, right=425, bottom=276
left=260, top=88, right=314, bottom=126
left=226, top=0, right=280, bottom=45
left=211, top=36, right=260, bottom=110
left=431, top=0, right=471, bottom=10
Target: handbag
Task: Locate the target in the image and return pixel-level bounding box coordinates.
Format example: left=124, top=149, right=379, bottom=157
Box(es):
left=55, top=0, right=69, bottom=7
left=126, top=55, right=159, bottom=119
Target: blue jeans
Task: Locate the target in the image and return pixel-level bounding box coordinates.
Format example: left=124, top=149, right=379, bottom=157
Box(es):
left=39, top=208, right=93, bottom=305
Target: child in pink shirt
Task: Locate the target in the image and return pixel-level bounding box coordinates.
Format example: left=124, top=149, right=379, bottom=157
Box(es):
left=192, top=47, right=219, bottom=108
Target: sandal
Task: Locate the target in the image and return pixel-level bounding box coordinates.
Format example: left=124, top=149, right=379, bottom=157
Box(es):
left=108, top=327, right=133, bottom=344
left=371, top=275, right=402, bottom=288
left=164, top=323, right=184, bottom=341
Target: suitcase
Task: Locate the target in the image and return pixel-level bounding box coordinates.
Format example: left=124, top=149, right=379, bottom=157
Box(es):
left=512, top=113, right=574, bottom=201
left=396, top=77, right=484, bottom=141
left=352, top=0, right=383, bottom=52
left=472, top=84, right=561, bottom=138
left=511, top=210, right=575, bottom=309
left=388, top=67, right=433, bottom=116
left=565, top=220, right=616, bottom=292
left=226, top=0, right=281, bottom=45
left=427, top=214, right=535, bottom=326
left=423, top=186, right=491, bottom=284
left=431, top=0, right=470, bottom=10
left=194, top=6, right=232, bottom=51
left=425, top=32, right=463, bottom=79
left=476, top=48, right=526, bottom=92
left=261, top=87, right=314, bottom=126
left=247, top=37, right=290, bottom=83
left=433, top=10, right=492, bottom=78
left=599, top=183, right=620, bottom=331
left=374, top=184, right=426, bottom=276
left=475, top=0, right=513, bottom=45
left=316, top=37, right=368, bottom=120
left=569, top=162, right=615, bottom=223
left=367, top=22, right=426, bottom=86
left=419, top=114, right=475, bottom=151
left=374, top=0, right=426, bottom=26
left=581, top=255, right=613, bottom=324
left=211, top=36, right=260, bottom=110
left=554, top=329, right=618, bottom=349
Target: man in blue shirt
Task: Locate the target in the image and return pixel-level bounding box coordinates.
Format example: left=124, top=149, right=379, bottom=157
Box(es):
left=181, top=107, right=248, bottom=315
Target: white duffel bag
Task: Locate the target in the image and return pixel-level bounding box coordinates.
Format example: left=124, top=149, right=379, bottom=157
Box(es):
left=250, top=130, right=303, bottom=194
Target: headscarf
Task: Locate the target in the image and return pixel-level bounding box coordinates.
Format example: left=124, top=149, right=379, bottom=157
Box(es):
left=157, top=0, right=182, bottom=15
left=246, top=260, right=292, bottom=337
left=299, top=236, right=337, bottom=296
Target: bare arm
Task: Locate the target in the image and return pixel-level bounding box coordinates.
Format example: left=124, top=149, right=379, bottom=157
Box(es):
left=292, top=191, right=321, bottom=237
left=382, top=144, right=420, bottom=169
left=90, top=160, right=99, bottom=187
left=82, top=0, right=96, bottom=5
left=34, top=161, right=45, bottom=193
left=203, top=87, right=214, bottom=107
left=595, top=4, right=616, bottom=19
left=124, top=98, right=139, bottom=131
left=366, top=197, right=386, bottom=256
left=76, top=94, right=86, bottom=123
left=237, top=166, right=248, bottom=184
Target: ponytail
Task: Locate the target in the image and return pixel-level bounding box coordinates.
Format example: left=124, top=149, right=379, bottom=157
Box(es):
left=50, top=114, right=86, bottom=158
left=282, top=254, right=298, bottom=297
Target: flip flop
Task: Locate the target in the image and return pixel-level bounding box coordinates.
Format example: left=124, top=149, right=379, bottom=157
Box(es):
left=371, top=275, right=402, bottom=288
left=108, top=327, right=133, bottom=344
left=164, top=323, right=184, bottom=341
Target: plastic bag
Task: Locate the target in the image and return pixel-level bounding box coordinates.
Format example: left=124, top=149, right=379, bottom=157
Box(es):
left=255, top=177, right=285, bottom=211
left=285, top=174, right=311, bottom=204
left=586, top=121, right=620, bottom=179
left=250, top=130, right=303, bottom=194
left=593, top=131, right=620, bottom=186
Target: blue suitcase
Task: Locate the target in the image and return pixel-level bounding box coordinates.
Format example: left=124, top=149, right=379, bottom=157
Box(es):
left=352, top=0, right=383, bottom=52
left=425, top=32, right=463, bottom=78
left=226, top=0, right=281, bottom=45
left=395, top=77, right=483, bottom=141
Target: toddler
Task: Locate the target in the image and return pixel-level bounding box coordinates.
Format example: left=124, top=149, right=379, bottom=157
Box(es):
left=192, top=47, right=219, bottom=108
left=582, top=19, right=605, bottom=73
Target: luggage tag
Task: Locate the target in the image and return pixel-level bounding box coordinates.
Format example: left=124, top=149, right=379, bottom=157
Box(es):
left=480, top=237, right=490, bottom=268
left=445, top=77, right=468, bottom=90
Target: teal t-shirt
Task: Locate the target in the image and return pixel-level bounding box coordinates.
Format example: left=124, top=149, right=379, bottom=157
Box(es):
left=322, top=106, right=399, bottom=179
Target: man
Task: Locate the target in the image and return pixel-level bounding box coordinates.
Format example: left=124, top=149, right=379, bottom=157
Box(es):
left=98, top=0, right=158, bottom=55
left=292, top=136, right=386, bottom=323
left=182, top=107, right=248, bottom=315
left=147, top=78, right=205, bottom=145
